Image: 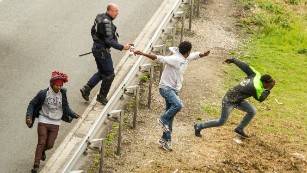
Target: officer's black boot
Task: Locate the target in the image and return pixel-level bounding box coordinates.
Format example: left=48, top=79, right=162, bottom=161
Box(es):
left=96, top=94, right=108, bottom=105
left=80, top=85, right=91, bottom=101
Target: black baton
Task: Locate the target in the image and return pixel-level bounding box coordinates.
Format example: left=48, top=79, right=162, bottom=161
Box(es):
left=79, top=51, right=92, bottom=57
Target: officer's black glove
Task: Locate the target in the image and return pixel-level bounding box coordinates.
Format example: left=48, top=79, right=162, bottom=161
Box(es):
left=225, top=58, right=235, bottom=64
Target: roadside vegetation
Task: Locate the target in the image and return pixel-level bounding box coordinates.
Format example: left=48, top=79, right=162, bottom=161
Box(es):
left=225, top=0, right=307, bottom=147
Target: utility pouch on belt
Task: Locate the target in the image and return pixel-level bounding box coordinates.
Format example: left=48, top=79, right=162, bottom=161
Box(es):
left=100, top=47, right=107, bottom=59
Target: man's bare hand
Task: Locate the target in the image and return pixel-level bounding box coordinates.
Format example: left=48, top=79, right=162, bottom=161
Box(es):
left=26, top=118, right=32, bottom=127
left=201, top=50, right=210, bottom=57
left=75, top=114, right=82, bottom=119
left=134, top=50, right=143, bottom=55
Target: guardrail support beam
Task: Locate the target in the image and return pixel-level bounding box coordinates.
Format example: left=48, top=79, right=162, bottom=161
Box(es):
left=152, top=44, right=166, bottom=80
left=124, top=85, right=140, bottom=128
left=189, top=0, right=194, bottom=30
left=173, top=11, right=185, bottom=42
left=148, top=65, right=154, bottom=109
left=139, top=64, right=154, bottom=109
left=107, top=110, right=124, bottom=156
left=99, top=139, right=106, bottom=173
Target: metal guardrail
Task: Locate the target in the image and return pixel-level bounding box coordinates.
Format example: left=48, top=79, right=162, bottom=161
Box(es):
left=61, top=0, right=186, bottom=172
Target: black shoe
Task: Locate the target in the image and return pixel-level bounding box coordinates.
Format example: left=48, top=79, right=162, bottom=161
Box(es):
left=234, top=128, right=249, bottom=138
left=80, top=85, right=91, bottom=101
left=31, top=165, right=39, bottom=173
left=194, top=124, right=202, bottom=137
left=41, top=151, right=46, bottom=161
left=96, top=94, right=108, bottom=105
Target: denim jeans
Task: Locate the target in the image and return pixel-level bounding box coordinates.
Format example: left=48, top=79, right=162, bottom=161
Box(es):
left=197, top=95, right=257, bottom=131
left=159, top=87, right=183, bottom=141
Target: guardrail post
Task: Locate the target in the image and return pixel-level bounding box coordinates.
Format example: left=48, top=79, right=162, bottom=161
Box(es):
left=160, top=44, right=166, bottom=81
left=124, top=85, right=140, bottom=128
left=107, top=110, right=124, bottom=156
left=139, top=64, right=154, bottom=109
left=189, top=0, right=194, bottom=30
left=152, top=44, right=166, bottom=80
left=82, top=138, right=105, bottom=173
left=166, top=27, right=175, bottom=46
left=134, top=86, right=139, bottom=128
left=196, top=0, right=200, bottom=18
left=173, top=11, right=185, bottom=43
left=148, top=64, right=154, bottom=109
left=99, top=138, right=106, bottom=173
left=117, top=111, right=123, bottom=155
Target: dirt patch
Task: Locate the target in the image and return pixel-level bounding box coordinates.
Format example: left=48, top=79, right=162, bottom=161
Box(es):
left=94, top=0, right=307, bottom=172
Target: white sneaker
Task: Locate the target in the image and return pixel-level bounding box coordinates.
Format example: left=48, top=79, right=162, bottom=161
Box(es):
left=162, top=140, right=172, bottom=151
left=157, top=139, right=165, bottom=148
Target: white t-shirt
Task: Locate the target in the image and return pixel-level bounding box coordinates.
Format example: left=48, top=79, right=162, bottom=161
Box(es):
left=38, top=86, right=63, bottom=125
left=157, top=47, right=200, bottom=91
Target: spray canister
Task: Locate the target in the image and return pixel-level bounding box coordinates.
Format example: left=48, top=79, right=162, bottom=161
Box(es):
left=129, top=44, right=135, bottom=57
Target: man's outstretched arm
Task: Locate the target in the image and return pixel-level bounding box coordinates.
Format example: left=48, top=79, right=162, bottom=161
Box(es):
left=225, top=58, right=256, bottom=76
left=134, top=50, right=157, bottom=60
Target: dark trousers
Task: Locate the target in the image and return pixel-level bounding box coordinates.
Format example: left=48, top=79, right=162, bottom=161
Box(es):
left=33, top=123, right=59, bottom=167
left=197, top=95, right=257, bottom=130
left=87, top=43, right=115, bottom=97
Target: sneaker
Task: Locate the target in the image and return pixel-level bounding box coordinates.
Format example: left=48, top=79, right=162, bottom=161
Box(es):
left=41, top=151, right=46, bottom=161
left=31, top=165, right=39, bottom=173
left=162, top=140, right=172, bottom=151
left=234, top=128, right=249, bottom=138
left=80, top=85, right=91, bottom=101
left=194, top=124, right=202, bottom=137
left=157, top=138, right=165, bottom=148
left=157, top=118, right=169, bottom=133
left=96, top=94, right=108, bottom=105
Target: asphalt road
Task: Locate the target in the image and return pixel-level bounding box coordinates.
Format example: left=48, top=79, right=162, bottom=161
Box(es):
left=0, top=0, right=163, bottom=172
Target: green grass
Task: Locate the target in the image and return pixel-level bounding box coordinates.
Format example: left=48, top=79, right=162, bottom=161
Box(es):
left=140, top=73, right=150, bottom=83
left=225, top=0, right=307, bottom=143
left=201, top=104, right=219, bottom=116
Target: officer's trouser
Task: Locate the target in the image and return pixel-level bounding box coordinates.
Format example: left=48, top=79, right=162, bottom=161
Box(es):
left=87, top=44, right=115, bottom=97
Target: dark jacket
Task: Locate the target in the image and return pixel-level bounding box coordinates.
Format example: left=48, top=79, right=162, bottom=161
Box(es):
left=225, top=59, right=270, bottom=103
left=91, top=13, right=124, bottom=50
left=26, top=87, right=78, bottom=128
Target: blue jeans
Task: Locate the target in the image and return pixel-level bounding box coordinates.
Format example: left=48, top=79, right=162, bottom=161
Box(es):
left=197, top=95, right=257, bottom=131
left=159, top=87, right=183, bottom=141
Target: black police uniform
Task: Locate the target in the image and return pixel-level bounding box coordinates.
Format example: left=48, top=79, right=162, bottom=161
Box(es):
left=81, top=13, right=124, bottom=105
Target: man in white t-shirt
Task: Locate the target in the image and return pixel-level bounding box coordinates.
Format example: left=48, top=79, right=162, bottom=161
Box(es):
left=134, top=41, right=210, bottom=151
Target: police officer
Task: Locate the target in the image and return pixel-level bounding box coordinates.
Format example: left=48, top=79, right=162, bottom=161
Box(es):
left=80, top=3, right=131, bottom=105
